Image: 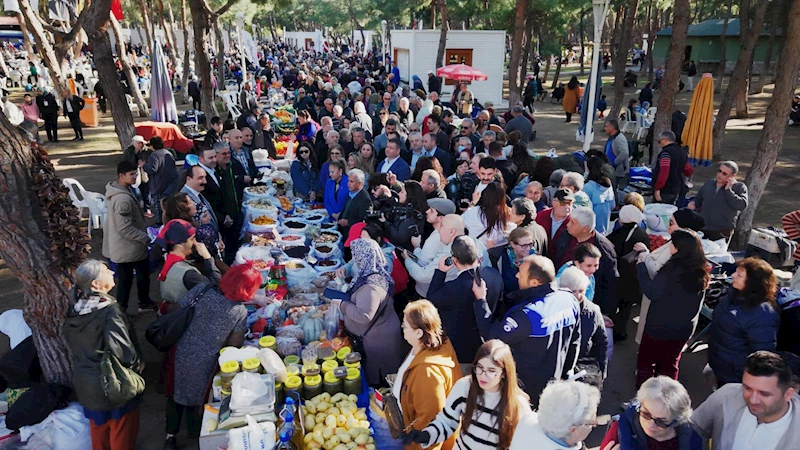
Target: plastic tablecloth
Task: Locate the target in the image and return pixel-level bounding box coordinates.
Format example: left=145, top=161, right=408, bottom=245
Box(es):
left=135, top=121, right=195, bottom=154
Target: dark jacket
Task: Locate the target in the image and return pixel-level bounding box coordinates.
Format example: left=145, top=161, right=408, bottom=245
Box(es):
left=340, top=189, right=372, bottom=230
left=198, top=164, right=225, bottom=220
left=36, top=92, right=59, bottom=115
left=428, top=75, right=442, bottom=95
left=495, top=159, right=518, bottom=192
left=577, top=299, right=608, bottom=380
left=708, top=291, right=780, bottom=385
left=62, top=95, right=85, bottom=117
left=535, top=208, right=571, bottom=257
left=474, top=285, right=580, bottom=405
left=607, top=223, right=650, bottom=302
left=651, top=143, right=690, bottom=196
left=64, top=294, right=143, bottom=411
left=251, top=126, right=277, bottom=158
left=290, top=160, right=319, bottom=198
left=554, top=231, right=619, bottom=317
left=693, top=179, right=748, bottom=232
left=143, top=149, right=178, bottom=195
left=603, top=401, right=703, bottom=450
left=188, top=80, right=201, bottom=98
left=218, top=162, right=243, bottom=218
left=428, top=267, right=503, bottom=363
left=636, top=262, right=704, bottom=341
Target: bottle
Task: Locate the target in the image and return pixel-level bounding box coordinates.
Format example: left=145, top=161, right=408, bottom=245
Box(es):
left=278, top=397, right=297, bottom=426
left=275, top=428, right=297, bottom=450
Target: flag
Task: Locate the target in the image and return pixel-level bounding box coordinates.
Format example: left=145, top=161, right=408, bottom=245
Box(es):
left=111, top=0, right=123, bottom=20
left=48, top=0, right=76, bottom=21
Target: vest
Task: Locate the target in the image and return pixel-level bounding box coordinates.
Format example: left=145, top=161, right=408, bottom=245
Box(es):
left=160, top=261, right=199, bottom=303
left=651, top=143, right=688, bottom=196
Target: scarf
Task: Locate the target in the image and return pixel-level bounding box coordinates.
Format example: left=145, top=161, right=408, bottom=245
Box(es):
left=347, top=239, right=394, bottom=295
left=159, top=253, right=186, bottom=282
left=74, top=292, right=114, bottom=315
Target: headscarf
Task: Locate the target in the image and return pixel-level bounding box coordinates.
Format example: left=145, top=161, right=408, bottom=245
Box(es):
left=619, top=204, right=643, bottom=224
left=347, top=239, right=394, bottom=295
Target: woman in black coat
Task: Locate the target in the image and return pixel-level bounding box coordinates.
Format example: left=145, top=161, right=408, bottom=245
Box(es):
left=607, top=205, right=650, bottom=342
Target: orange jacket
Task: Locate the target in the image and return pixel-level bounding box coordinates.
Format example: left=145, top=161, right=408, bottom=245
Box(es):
left=399, top=339, right=462, bottom=450
left=562, top=86, right=581, bottom=114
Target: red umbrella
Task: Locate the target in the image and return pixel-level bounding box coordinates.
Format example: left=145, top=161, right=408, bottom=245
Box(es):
left=435, top=64, right=488, bottom=81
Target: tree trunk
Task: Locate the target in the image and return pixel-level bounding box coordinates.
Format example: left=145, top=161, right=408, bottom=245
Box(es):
left=651, top=0, right=691, bottom=156
left=755, top=4, right=780, bottom=94
left=16, top=12, right=38, bottom=65
left=610, top=0, right=641, bottom=119
left=110, top=16, right=149, bottom=117
left=579, top=11, right=586, bottom=76
left=84, top=0, right=137, bottom=149
left=647, top=0, right=655, bottom=82
left=180, top=0, right=192, bottom=103
left=506, top=0, right=527, bottom=106
left=550, top=53, right=563, bottom=88
left=16, top=0, right=68, bottom=94
left=542, top=53, right=551, bottom=83
left=188, top=0, right=219, bottom=119
left=0, top=114, right=90, bottom=387
left=166, top=2, right=181, bottom=69
left=213, top=20, right=225, bottom=99
left=435, top=0, right=448, bottom=68
left=734, top=0, right=800, bottom=247
left=711, top=0, right=769, bottom=159
left=519, top=17, right=534, bottom=93
left=715, top=0, right=733, bottom=92
left=137, top=0, right=154, bottom=53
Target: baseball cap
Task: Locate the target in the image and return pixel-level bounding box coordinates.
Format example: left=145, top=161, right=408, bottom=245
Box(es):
left=427, top=198, right=456, bottom=216
left=553, top=188, right=576, bottom=203
left=132, top=135, right=146, bottom=144
left=155, top=219, right=195, bottom=247
left=344, top=222, right=368, bottom=247
left=427, top=70, right=435, bottom=75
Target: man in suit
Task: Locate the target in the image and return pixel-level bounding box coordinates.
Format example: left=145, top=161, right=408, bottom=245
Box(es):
left=426, top=116, right=450, bottom=152
left=421, top=132, right=453, bottom=176
left=214, top=142, right=244, bottom=263
left=36, top=87, right=59, bottom=142
left=180, top=165, right=219, bottom=231
left=337, top=168, right=371, bottom=235
left=427, top=235, right=503, bottom=373
left=62, top=90, right=85, bottom=141
left=197, top=148, right=227, bottom=227
left=376, top=138, right=411, bottom=181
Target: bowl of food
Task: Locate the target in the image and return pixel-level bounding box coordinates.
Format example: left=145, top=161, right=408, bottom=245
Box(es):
left=283, top=245, right=310, bottom=259
left=281, top=219, right=308, bottom=234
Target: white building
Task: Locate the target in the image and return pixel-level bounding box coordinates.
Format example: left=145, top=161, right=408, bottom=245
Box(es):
left=282, top=31, right=324, bottom=51
left=390, top=30, right=506, bottom=105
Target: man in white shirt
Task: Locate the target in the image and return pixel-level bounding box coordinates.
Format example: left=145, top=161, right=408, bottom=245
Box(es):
left=411, top=198, right=455, bottom=263
left=691, top=351, right=800, bottom=450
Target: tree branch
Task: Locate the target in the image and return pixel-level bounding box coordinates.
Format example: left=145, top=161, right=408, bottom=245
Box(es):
left=63, top=7, right=89, bottom=43
left=214, top=0, right=239, bottom=17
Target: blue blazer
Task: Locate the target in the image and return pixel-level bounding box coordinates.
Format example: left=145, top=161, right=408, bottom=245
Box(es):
left=376, top=157, right=411, bottom=182
left=432, top=147, right=453, bottom=176
left=324, top=175, right=349, bottom=215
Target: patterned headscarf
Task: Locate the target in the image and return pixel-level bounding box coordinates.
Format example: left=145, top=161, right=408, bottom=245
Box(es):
left=347, top=239, right=394, bottom=295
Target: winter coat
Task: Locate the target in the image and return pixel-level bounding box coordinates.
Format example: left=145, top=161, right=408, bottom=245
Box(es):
left=636, top=262, right=704, bottom=341
left=339, top=284, right=403, bottom=385
left=65, top=293, right=143, bottom=411
left=562, top=86, right=580, bottom=114
left=607, top=223, right=650, bottom=302
left=601, top=401, right=702, bottom=450
left=102, top=182, right=150, bottom=263
left=398, top=340, right=461, bottom=450
left=290, top=160, right=319, bottom=198
left=693, top=180, right=748, bottom=232
left=583, top=180, right=615, bottom=234
left=708, top=291, right=780, bottom=385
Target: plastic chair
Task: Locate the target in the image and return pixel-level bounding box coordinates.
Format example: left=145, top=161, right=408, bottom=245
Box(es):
left=63, top=178, right=89, bottom=211
left=634, top=111, right=651, bottom=141
left=126, top=94, right=139, bottom=115
left=647, top=107, right=657, bottom=117
left=620, top=110, right=636, bottom=134
left=82, top=191, right=107, bottom=237
left=228, top=103, right=242, bottom=122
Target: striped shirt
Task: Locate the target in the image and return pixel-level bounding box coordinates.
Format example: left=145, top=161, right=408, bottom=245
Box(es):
left=782, top=211, right=800, bottom=260
left=423, top=376, right=531, bottom=450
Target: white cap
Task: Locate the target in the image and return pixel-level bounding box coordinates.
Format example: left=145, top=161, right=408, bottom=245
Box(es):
left=132, top=135, right=146, bottom=144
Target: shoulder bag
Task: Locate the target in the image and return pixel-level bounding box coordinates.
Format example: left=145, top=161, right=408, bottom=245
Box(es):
left=100, top=350, right=145, bottom=406
left=621, top=226, right=641, bottom=264
left=344, top=293, right=390, bottom=366
left=145, top=284, right=212, bottom=352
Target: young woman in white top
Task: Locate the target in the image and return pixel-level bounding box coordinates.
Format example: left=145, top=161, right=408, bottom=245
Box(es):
left=402, top=339, right=531, bottom=450
left=462, top=182, right=516, bottom=249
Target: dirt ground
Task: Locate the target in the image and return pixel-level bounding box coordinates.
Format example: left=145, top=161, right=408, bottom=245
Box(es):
left=0, top=63, right=798, bottom=449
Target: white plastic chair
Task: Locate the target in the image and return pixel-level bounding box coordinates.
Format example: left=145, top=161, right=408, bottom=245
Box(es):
left=620, top=110, right=636, bottom=134
left=63, top=178, right=89, bottom=211
left=139, top=78, right=151, bottom=98
left=634, top=111, right=651, bottom=141
left=62, top=178, right=106, bottom=237
left=126, top=94, right=139, bottom=115
left=228, top=103, right=242, bottom=121
left=647, top=107, right=657, bottom=117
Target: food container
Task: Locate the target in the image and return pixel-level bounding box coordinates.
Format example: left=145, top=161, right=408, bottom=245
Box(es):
left=302, top=364, right=320, bottom=377
left=242, top=358, right=261, bottom=374
left=284, top=355, right=300, bottom=366
left=283, top=245, right=310, bottom=259
left=286, top=364, right=301, bottom=377
left=344, top=352, right=362, bottom=369
left=281, top=219, right=309, bottom=234
left=303, top=374, right=323, bottom=400
left=259, top=336, right=277, bottom=352
left=336, top=347, right=352, bottom=362
left=323, top=370, right=343, bottom=395
left=343, top=368, right=362, bottom=395
left=284, top=375, right=303, bottom=398
left=321, top=360, right=338, bottom=374
left=219, top=361, right=240, bottom=391
left=276, top=234, right=306, bottom=249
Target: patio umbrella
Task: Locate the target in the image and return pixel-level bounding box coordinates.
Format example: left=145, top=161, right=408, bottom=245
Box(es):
left=577, top=66, right=603, bottom=144
left=435, top=64, right=488, bottom=81
left=150, top=39, right=178, bottom=123
left=682, top=73, right=714, bottom=166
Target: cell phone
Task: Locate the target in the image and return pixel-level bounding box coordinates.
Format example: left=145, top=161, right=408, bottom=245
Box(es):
left=445, top=256, right=453, bottom=266
left=409, top=224, right=420, bottom=237
left=474, top=266, right=482, bottom=286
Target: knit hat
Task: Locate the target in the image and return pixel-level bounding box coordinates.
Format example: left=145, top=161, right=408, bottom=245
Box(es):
left=672, top=209, right=705, bottom=231
left=155, top=219, right=195, bottom=248
left=619, top=204, right=643, bottom=224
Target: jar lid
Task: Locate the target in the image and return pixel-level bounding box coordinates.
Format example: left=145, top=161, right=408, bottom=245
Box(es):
left=304, top=374, right=322, bottom=387
left=286, top=364, right=300, bottom=376
left=284, top=355, right=300, bottom=365
left=242, top=358, right=261, bottom=371
left=345, top=368, right=361, bottom=381
left=345, top=352, right=361, bottom=364
left=321, top=360, right=338, bottom=373
left=284, top=375, right=303, bottom=389
left=336, top=346, right=352, bottom=360
left=259, top=336, right=276, bottom=347
left=324, top=371, right=339, bottom=383
left=318, top=347, right=335, bottom=360
left=302, top=364, right=320, bottom=377
left=221, top=361, right=240, bottom=374
left=344, top=360, right=361, bottom=369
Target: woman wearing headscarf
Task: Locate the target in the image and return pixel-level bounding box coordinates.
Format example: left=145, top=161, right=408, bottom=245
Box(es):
left=331, top=239, right=403, bottom=386
left=562, top=76, right=581, bottom=123
left=412, top=75, right=425, bottom=93
left=607, top=205, right=650, bottom=342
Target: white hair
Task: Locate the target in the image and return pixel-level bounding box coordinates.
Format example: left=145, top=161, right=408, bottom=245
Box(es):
left=637, top=376, right=693, bottom=424
left=570, top=207, right=596, bottom=231
left=348, top=168, right=365, bottom=184
left=399, top=97, right=410, bottom=106
left=326, top=130, right=340, bottom=139
left=422, top=169, right=440, bottom=186
left=333, top=105, right=343, bottom=114
left=75, top=259, right=108, bottom=293
left=354, top=101, right=366, bottom=114
left=408, top=131, right=422, bottom=140
left=558, top=266, right=589, bottom=293
left=561, top=172, right=585, bottom=191
left=538, top=380, right=601, bottom=442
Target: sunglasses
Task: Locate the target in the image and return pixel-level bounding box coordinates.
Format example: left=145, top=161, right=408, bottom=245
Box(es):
left=330, top=152, right=342, bottom=156
left=717, top=169, right=732, bottom=176
left=299, top=150, right=310, bottom=154
left=638, top=405, right=677, bottom=429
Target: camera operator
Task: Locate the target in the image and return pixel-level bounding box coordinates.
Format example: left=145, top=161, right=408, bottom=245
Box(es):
left=369, top=180, right=427, bottom=251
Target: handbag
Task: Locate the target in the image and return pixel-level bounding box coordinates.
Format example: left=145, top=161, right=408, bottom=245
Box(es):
left=383, top=389, right=405, bottom=439
left=345, top=295, right=390, bottom=364
left=100, top=351, right=145, bottom=405
left=145, top=285, right=212, bottom=351
left=620, top=226, right=641, bottom=264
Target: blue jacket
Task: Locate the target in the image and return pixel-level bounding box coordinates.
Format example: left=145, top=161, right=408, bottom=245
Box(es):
left=611, top=400, right=702, bottom=450
left=290, top=160, right=319, bottom=197
left=324, top=175, right=349, bottom=215
left=583, top=180, right=615, bottom=234
left=376, top=157, right=411, bottom=182
left=709, top=291, right=780, bottom=385
left=474, top=285, right=580, bottom=405
left=318, top=161, right=332, bottom=195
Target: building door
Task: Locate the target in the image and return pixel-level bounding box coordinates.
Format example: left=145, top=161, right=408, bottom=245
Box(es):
left=444, top=49, right=473, bottom=85
left=305, top=38, right=314, bottom=51
left=684, top=45, right=692, bottom=62
left=395, top=49, right=410, bottom=84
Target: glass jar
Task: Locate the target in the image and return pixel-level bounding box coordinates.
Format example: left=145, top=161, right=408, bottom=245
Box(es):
left=275, top=381, right=284, bottom=407
left=284, top=355, right=300, bottom=366
left=321, top=360, right=338, bottom=374
left=242, top=358, right=261, bottom=374
left=284, top=375, right=304, bottom=399
left=219, top=361, right=240, bottom=391
left=323, top=370, right=343, bottom=395
left=343, top=368, right=362, bottom=396
left=303, top=374, right=323, bottom=401
left=259, top=335, right=277, bottom=352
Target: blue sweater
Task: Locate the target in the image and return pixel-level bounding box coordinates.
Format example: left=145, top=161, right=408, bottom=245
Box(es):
left=583, top=180, right=615, bottom=234
left=324, top=175, right=349, bottom=215
left=290, top=160, right=319, bottom=197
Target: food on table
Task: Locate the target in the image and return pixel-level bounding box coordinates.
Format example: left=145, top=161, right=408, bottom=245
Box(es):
left=250, top=235, right=274, bottom=246
left=305, top=215, right=323, bottom=222
left=285, top=260, right=306, bottom=269
left=278, top=196, right=293, bottom=210
left=246, top=186, right=272, bottom=195
left=311, top=204, right=326, bottom=210
left=284, top=246, right=309, bottom=259
left=246, top=198, right=277, bottom=209
left=284, top=220, right=306, bottom=229
left=249, top=260, right=272, bottom=271
left=314, top=232, right=339, bottom=243
left=649, top=234, right=668, bottom=250
left=280, top=235, right=303, bottom=242
left=315, top=245, right=333, bottom=254
left=300, top=393, right=374, bottom=450
left=316, top=260, right=337, bottom=267
left=251, top=215, right=276, bottom=226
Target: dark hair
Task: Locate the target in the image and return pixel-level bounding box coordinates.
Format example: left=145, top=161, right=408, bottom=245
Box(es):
left=403, top=180, right=428, bottom=214
left=735, top=257, right=778, bottom=308
left=442, top=109, right=454, bottom=119
left=510, top=197, right=536, bottom=227
left=361, top=222, right=385, bottom=243
left=488, top=141, right=504, bottom=157
left=385, top=118, right=398, bottom=127
left=478, top=182, right=510, bottom=238
left=386, top=137, right=403, bottom=150
left=506, top=130, right=522, bottom=146
left=744, top=351, right=793, bottom=392
left=150, top=136, right=165, bottom=150
left=297, top=109, right=312, bottom=121
left=163, top=192, right=199, bottom=227
left=411, top=156, right=447, bottom=189
left=573, top=242, right=602, bottom=263
left=296, top=142, right=319, bottom=171
left=451, top=235, right=479, bottom=265
left=117, top=160, right=138, bottom=175
left=210, top=116, right=222, bottom=125
left=586, top=157, right=611, bottom=187
left=586, top=148, right=610, bottom=165
left=530, top=156, right=556, bottom=186
left=328, top=144, right=344, bottom=160
left=329, top=159, right=346, bottom=172
left=223, top=119, right=235, bottom=132
left=665, top=229, right=710, bottom=292
left=511, top=142, right=535, bottom=175
left=479, top=157, right=497, bottom=171
left=605, top=118, right=620, bottom=132
left=567, top=76, right=579, bottom=90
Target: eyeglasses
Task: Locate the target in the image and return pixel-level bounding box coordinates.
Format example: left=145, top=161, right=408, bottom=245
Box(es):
left=512, top=241, right=532, bottom=249
left=473, top=364, right=501, bottom=379
left=330, top=152, right=342, bottom=156
left=578, top=419, right=598, bottom=428
left=380, top=112, right=388, bottom=116
left=638, top=405, right=677, bottom=429
left=299, top=150, right=310, bottom=154
left=717, top=169, right=732, bottom=176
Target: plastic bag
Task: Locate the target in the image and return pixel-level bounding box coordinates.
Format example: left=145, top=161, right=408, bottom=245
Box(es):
left=230, top=372, right=273, bottom=413
left=644, top=203, right=677, bottom=232
left=226, top=415, right=276, bottom=450
left=19, top=402, right=91, bottom=450
left=324, top=301, right=341, bottom=340
left=312, top=243, right=341, bottom=260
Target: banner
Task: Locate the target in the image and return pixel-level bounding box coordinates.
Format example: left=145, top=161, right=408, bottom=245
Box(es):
left=242, top=30, right=258, bottom=68
left=48, top=0, right=76, bottom=21
left=111, top=0, right=123, bottom=20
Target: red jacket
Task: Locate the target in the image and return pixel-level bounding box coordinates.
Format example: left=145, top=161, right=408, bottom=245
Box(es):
left=535, top=208, right=571, bottom=257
